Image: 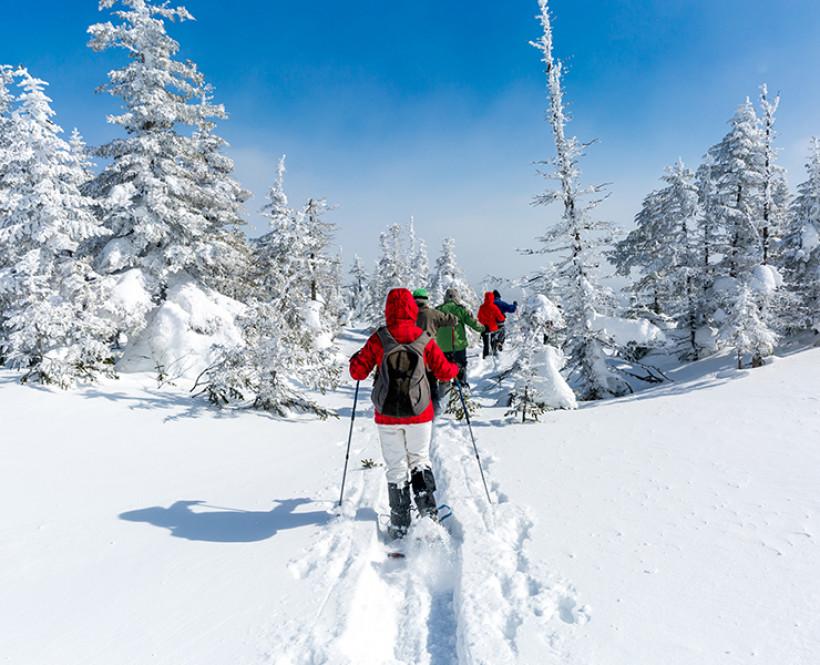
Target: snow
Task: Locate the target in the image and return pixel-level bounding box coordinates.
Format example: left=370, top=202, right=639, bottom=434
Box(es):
left=749, top=264, right=783, bottom=294
left=801, top=221, right=820, bottom=256
left=589, top=312, right=667, bottom=347
left=118, top=273, right=245, bottom=379
left=2, top=329, right=820, bottom=664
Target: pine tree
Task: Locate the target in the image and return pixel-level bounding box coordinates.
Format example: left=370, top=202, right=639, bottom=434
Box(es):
left=757, top=85, right=790, bottom=267
left=203, top=158, right=341, bottom=415
left=0, top=70, right=115, bottom=386
left=407, top=217, right=430, bottom=293
left=505, top=294, right=575, bottom=421
left=706, top=99, right=766, bottom=278
left=196, top=299, right=337, bottom=418
left=781, top=138, right=820, bottom=331
left=429, top=237, right=479, bottom=311
left=375, top=223, right=409, bottom=314
left=611, top=160, right=703, bottom=359
left=527, top=0, right=627, bottom=400
left=86, top=0, right=250, bottom=301
left=704, top=97, right=779, bottom=364
left=255, top=157, right=339, bottom=344
left=347, top=254, right=373, bottom=323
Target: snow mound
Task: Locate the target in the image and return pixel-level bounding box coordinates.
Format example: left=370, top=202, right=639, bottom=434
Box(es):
left=749, top=264, right=783, bottom=294
left=527, top=293, right=564, bottom=327
left=515, top=345, right=577, bottom=411
left=118, top=273, right=245, bottom=381
left=590, top=313, right=667, bottom=348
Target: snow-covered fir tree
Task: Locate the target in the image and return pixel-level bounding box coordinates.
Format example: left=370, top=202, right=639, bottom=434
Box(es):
left=255, top=157, right=340, bottom=342
left=376, top=223, right=409, bottom=304
left=326, top=248, right=349, bottom=326
left=429, top=237, right=479, bottom=311
left=0, top=65, right=18, bottom=225
left=68, top=129, right=96, bottom=185
left=719, top=274, right=779, bottom=369
left=0, top=70, right=115, bottom=386
left=185, top=118, right=253, bottom=301
left=85, top=0, right=251, bottom=322
left=505, top=294, right=575, bottom=422
left=202, top=157, right=341, bottom=415
left=407, top=218, right=430, bottom=293
left=527, top=0, right=627, bottom=400
left=757, top=85, right=790, bottom=267
left=347, top=255, right=373, bottom=323
left=369, top=221, right=425, bottom=324
left=781, top=137, right=820, bottom=332
left=706, top=99, right=766, bottom=278
left=195, top=298, right=337, bottom=419
left=703, top=97, right=779, bottom=364
left=611, top=160, right=703, bottom=359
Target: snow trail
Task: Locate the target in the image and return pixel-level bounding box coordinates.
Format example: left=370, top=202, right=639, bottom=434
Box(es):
left=269, top=387, right=588, bottom=664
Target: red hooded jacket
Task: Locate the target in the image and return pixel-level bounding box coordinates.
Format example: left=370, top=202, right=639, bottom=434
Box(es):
left=477, top=291, right=505, bottom=331
left=349, top=288, right=459, bottom=424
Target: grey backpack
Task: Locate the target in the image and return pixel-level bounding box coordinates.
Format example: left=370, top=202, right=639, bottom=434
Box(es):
left=371, top=327, right=432, bottom=417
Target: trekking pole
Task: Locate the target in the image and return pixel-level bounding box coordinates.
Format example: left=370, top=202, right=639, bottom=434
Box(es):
left=338, top=381, right=360, bottom=507
left=454, top=378, right=492, bottom=505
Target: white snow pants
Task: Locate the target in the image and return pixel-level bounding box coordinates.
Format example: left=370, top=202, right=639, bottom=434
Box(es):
left=376, top=421, right=433, bottom=485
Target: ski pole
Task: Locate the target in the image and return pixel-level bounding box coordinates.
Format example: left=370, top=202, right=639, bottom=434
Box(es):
left=454, top=378, right=492, bottom=505
left=338, top=381, right=360, bottom=506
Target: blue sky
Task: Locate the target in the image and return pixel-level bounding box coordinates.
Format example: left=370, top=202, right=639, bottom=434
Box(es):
left=4, top=0, right=820, bottom=288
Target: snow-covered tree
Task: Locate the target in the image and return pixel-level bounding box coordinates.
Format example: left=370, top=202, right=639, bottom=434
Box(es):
left=407, top=217, right=430, bottom=293
left=205, top=158, right=341, bottom=414
left=611, top=160, right=704, bottom=359
left=505, top=294, right=575, bottom=421
left=0, top=65, right=19, bottom=232
left=781, top=137, right=820, bottom=331
left=429, top=237, right=479, bottom=311
left=719, top=272, right=779, bottom=368
left=68, top=129, right=96, bottom=185
left=0, top=70, right=115, bottom=386
left=375, top=223, right=410, bottom=312
left=706, top=99, right=766, bottom=278
left=757, top=85, right=790, bottom=266
left=526, top=0, right=627, bottom=400
left=196, top=299, right=337, bottom=419
left=703, top=97, right=779, bottom=363
left=86, top=0, right=251, bottom=310
left=325, top=248, right=349, bottom=326
left=347, top=254, right=373, bottom=323
left=255, top=157, right=339, bottom=341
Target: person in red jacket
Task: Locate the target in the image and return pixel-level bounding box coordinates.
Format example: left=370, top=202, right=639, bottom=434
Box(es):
left=477, top=291, right=505, bottom=359
left=349, top=288, right=459, bottom=538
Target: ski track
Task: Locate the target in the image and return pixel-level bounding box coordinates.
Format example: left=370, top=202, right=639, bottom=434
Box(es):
left=267, top=407, right=589, bottom=665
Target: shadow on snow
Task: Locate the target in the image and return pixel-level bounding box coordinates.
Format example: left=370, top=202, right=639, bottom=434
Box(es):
left=119, top=498, right=346, bottom=543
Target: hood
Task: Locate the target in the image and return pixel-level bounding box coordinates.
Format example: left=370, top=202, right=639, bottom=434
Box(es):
left=444, top=287, right=461, bottom=304
left=385, top=288, right=419, bottom=327
left=483, top=291, right=496, bottom=305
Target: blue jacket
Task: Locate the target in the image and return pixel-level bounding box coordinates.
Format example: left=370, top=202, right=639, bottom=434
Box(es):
left=494, top=297, right=517, bottom=316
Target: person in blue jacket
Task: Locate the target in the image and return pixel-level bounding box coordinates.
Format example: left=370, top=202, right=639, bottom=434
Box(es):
left=492, top=290, right=518, bottom=353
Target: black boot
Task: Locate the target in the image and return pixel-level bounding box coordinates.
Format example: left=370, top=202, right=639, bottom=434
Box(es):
left=410, top=467, right=438, bottom=520
left=387, top=482, right=411, bottom=539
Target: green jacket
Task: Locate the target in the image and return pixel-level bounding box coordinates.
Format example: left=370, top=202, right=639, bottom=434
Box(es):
left=435, top=300, right=484, bottom=352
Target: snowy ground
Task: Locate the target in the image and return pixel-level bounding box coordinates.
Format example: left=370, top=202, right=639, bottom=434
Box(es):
left=2, top=329, right=819, bottom=664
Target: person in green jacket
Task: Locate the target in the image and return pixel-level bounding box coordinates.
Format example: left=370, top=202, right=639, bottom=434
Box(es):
left=435, top=287, right=484, bottom=386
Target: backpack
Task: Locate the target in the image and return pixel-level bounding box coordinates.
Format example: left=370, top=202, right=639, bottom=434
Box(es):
left=371, top=327, right=432, bottom=417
